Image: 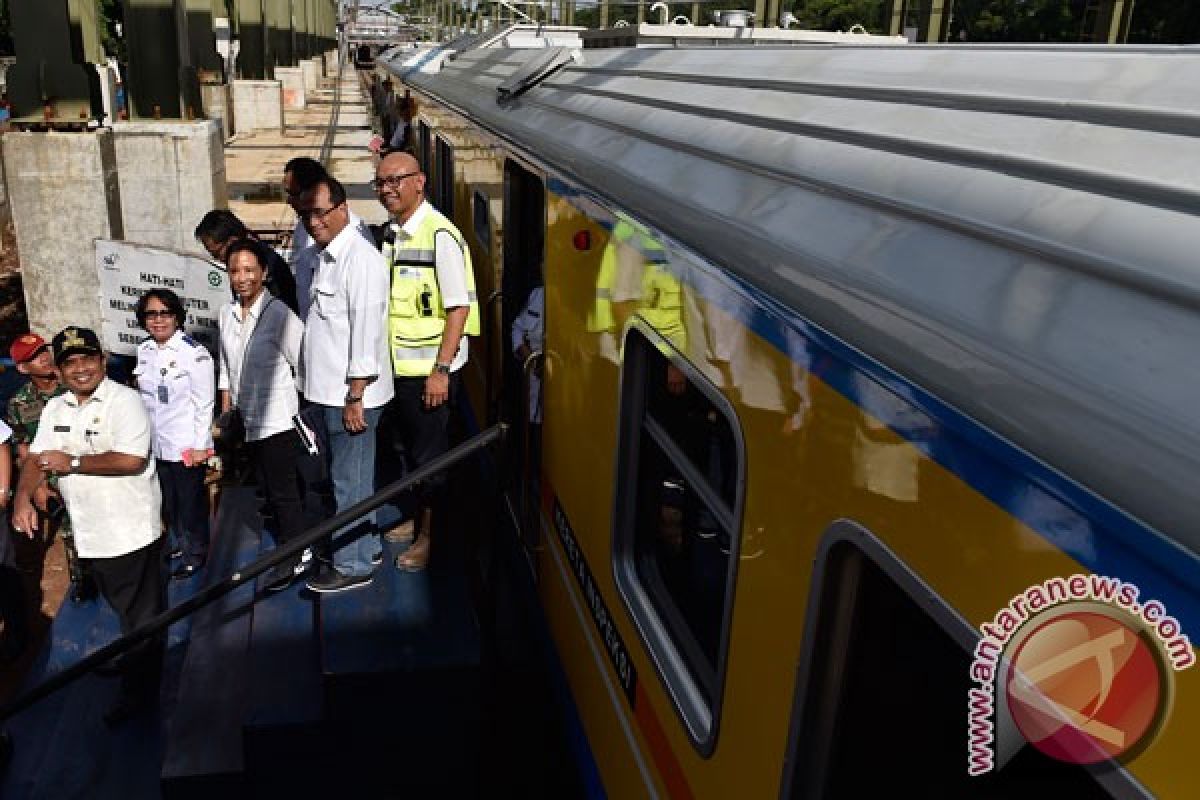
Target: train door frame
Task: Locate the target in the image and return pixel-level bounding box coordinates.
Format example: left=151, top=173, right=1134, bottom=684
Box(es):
left=500, top=157, right=546, bottom=563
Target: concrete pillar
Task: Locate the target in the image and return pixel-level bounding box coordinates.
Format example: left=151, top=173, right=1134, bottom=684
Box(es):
left=111, top=120, right=228, bottom=253
left=276, top=66, right=306, bottom=109
left=325, top=49, right=338, bottom=76
left=201, top=82, right=235, bottom=138
left=301, top=58, right=321, bottom=95
left=232, top=79, right=284, bottom=133
left=3, top=131, right=122, bottom=334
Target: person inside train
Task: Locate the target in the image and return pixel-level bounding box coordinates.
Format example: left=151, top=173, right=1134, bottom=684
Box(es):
left=133, top=289, right=215, bottom=581
left=194, top=210, right=299, bottom=315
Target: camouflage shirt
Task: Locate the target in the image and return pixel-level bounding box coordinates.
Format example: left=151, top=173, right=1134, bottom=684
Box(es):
left=6, top=380, right=66, bottom=447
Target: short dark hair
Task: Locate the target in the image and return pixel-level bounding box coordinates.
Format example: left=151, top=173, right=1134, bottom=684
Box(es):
left=194, top=209, right=248, bottom=245
left=308, top=176, right=347, bottom=207
left=224, top=237, right=273, bottom=277
left=136, top=288, right=187, bottom=330
left=284, top=157, right=327, bottom=193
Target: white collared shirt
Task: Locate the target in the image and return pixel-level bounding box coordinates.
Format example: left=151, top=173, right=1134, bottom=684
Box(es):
left=218, top=291, right=304, bottom=441
left=390, top=200, right=471, bottom=372
left=133, top=330, right=216, bottom=462
left=299, top=223, right=394, bottom=408
left=291, top=211, right=375, bottom=320
left=30, top=379, right=161, bottom=558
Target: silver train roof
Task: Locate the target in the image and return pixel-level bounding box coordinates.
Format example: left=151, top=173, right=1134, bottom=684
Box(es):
left=388, top=39, right=1200, bottom=552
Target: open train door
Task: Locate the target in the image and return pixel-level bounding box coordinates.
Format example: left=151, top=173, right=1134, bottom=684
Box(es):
left=501, top=159, right=545, bottom=560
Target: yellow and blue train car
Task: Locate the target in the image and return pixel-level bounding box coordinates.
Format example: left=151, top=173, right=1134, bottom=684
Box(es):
left=380, top=32, right=1200, bottom=798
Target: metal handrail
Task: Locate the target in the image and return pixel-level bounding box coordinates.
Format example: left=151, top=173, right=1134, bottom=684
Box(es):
left=0, top=423, right=506, bottom=723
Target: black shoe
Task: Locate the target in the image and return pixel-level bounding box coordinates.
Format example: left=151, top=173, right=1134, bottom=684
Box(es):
left=263, top=560, right=297, bottom=593
left=304, top=569, right=372, bottom=594
left=170, top=563, right=199, bottom=581
left=103, top=694, right=153, bottom=727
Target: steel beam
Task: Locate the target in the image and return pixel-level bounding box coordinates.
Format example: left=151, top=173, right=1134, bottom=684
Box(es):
left=121, top=0, right=205, bottom=118
left=7, top=0, right=104, bottom=122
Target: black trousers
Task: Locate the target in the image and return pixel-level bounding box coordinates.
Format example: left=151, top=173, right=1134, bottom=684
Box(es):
left=87, top=536, right=166, bottom=702
left=157, top=459, right=209, bottom=568
left=249, top=430, right=309, bottom=547
left=390, top=372, right=459, bottom=518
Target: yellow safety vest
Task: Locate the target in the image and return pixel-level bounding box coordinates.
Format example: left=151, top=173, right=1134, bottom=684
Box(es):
left=586, top=219, right=685, bottom=347
left=383, top=210, right=480, bottom=377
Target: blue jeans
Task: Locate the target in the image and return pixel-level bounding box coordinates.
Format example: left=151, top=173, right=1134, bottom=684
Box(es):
left=319, top=403, right=384, bottom=577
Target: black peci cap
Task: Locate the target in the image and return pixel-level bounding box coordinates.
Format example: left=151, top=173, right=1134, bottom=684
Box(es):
left=51, top=326, right=104, bottom=365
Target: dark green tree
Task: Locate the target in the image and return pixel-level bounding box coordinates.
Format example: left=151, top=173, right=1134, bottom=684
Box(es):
left=950, top=0, right=1086, bottom=42
left=1127, top=0, right=1200, bottom=43
left=789, top=0, right=886, bottom=32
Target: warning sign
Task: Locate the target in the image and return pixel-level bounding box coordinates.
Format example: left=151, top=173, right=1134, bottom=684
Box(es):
left=95, top=239, right=229, bottom=356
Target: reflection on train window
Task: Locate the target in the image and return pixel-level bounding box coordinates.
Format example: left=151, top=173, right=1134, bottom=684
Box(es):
left=418, top=121, right=431, bottom=174
left=435, top=137, right=454, bottom=216
left=786, top=529, right=1119, bottom=799
left=614, top=326, right=743, bottom=753
left=472, top=191, right=490, bottom=252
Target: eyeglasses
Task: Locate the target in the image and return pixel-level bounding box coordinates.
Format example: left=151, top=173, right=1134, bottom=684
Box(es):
left=297, top=205, right=342, bottom=222
left=143, top=310, right=175, bottom=319
left=371, top=172, right=419, bottom=191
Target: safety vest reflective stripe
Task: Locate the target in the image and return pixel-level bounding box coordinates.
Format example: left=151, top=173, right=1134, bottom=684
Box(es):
left=386, top=210, right=480, bottom=377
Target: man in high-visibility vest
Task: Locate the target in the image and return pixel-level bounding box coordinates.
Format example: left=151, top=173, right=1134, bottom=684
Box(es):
left=373, top=152, right=479, bottom=572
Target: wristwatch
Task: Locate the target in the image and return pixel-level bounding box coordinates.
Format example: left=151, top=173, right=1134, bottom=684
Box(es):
left=433, top=362, right=452, bottom=375
left=69, top=456, right=82, bottom=474
left=344, top=392, right=363, bottom=404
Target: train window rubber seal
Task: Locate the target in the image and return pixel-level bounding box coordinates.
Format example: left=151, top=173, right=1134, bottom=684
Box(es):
left=612, top=321, right=746, bottom=758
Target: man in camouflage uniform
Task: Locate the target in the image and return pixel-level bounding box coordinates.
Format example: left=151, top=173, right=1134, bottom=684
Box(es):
left=7, top=333, right=93, bottom=603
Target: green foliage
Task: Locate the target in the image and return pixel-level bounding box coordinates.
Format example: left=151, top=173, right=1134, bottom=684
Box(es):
left=788, top=0, right=885, bottom=32
left=1127, top=0, right=1200, bottom=43
left=950, top=0, right=1083, bottom=42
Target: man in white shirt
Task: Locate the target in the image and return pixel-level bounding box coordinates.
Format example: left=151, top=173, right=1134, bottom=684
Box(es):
left=296, top=176, right=393, bottom=593
left=283, top=157, right=377, bottom=319
left=11, top=327, right=164, bottom=725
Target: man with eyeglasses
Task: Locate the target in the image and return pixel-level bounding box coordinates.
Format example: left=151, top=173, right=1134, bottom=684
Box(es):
left=6, top=333, right=94, bottom=604
left=372, top=152, right=479, bottom=572
left=296, top=176, right=392, bottom=593
left=283, top=157, right=374, bottom=319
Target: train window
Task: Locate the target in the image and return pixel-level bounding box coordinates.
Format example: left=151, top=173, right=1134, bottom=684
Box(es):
left=434, top=137, right=454, bottom=216
left=472, top=190, right=490, bottom=252
left=613, top=325, right=744, bottom=755
left=783, top=523, right=1130, bottom=799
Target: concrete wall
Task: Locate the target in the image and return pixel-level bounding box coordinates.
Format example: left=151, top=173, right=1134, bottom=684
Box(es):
left=300, top=58, right=321, bottom=98
left=232, top=79, right=284, bottom=133
left=324, top=50, right=338, bottom=77
left=275, top=67, right=306, bottom=110
left=3, top=131, right=122, bottom=334
left=112, top=120, right=228, bottom=254
left=201, top=83, right=234, bottom=140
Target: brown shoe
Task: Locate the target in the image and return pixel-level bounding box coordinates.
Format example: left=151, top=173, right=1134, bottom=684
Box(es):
left=394, top=533, right=429, bottom=572
left=383, top=519, right=415, bottom=544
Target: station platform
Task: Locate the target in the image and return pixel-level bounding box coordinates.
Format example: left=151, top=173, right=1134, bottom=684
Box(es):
left=225, top=64, right=387, bottom=241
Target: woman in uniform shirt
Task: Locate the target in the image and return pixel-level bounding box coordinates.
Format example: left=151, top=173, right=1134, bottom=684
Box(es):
left=218, top=239, right=308, bottom=592
left=134, top=289, right=215, bottom=580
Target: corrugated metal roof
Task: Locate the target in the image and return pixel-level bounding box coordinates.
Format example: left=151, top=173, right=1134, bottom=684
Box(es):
left=396, top=43, right=1200, bottom=551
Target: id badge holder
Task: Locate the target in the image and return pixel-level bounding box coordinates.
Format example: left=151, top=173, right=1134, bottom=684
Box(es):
left=157, top=384, right=169, bottom=404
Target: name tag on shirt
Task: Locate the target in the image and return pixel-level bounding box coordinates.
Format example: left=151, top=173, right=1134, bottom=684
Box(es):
left=157, top=385, right=169, bottom=404
left=54, top=425, right=71, bottom=432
